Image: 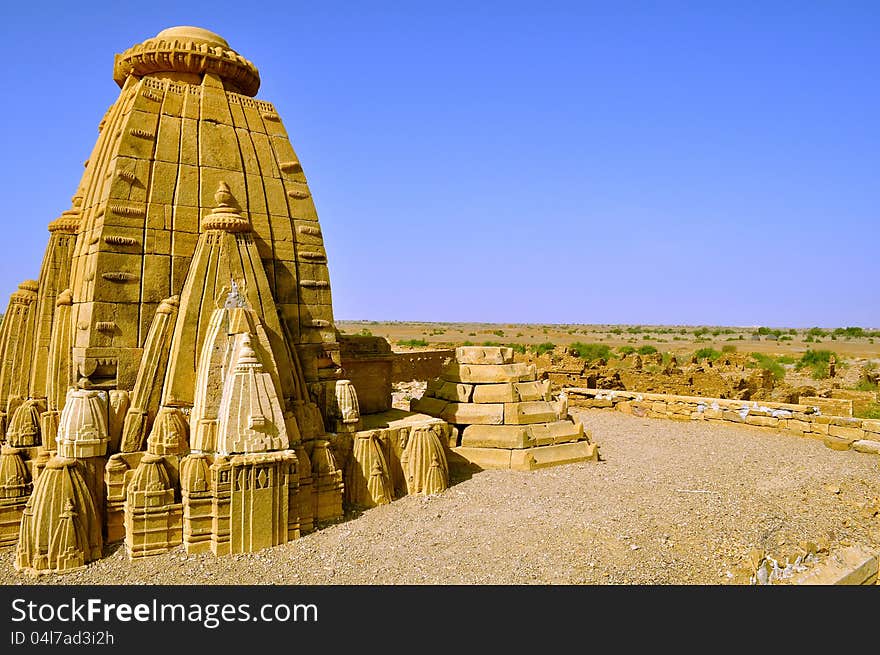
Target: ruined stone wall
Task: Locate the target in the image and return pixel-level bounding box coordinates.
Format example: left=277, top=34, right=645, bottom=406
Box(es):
left=391, top=350, right=454, bottom=383
left=567, top=388, right=880, bottom=457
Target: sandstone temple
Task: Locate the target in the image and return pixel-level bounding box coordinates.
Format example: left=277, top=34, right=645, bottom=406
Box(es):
left=0, top=26, right=597, bottom=575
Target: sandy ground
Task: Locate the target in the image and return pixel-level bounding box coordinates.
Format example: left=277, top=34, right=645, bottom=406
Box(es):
left=2, top=409, right=877, bottom=586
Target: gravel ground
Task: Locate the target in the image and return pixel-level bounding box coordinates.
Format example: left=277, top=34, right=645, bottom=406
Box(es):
left=2, top=409, right=878, bottom=585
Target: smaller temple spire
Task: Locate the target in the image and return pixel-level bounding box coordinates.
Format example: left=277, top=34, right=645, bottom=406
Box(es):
left=200, top=181, right=251, bottom=232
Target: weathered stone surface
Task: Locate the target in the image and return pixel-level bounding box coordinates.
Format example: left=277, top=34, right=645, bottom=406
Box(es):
left=746, top=415, right=779, bottom=428
left=461, top=424, right=532, bottom=449
left=852, top=440, right=880, bottom=455
left=436, top=381, right=473, bottom=403
left=798, top=396, right=852, bottom=417
left=471, top=383, right=517, bottom=404
left=527, top=420, right=584, bottom=447
left=410, top=396, right=449, bottom=417
left=827, top=425, right=865, bottom=442
left=443, top=362, right=535, bottom=384
left=793, top=546, right=879, bottom=585
left=861, top=419, right=880, bottom=434
left=440, top=402, right=504, bottom=425
left=514, top=380, right=550, bottom=402
left=503, top=401, right=560, bottom=425
left=450, top=446, right=512, bottom=470
left=509, top=442, right=599, bottom=471
left=455, top=346, right=514, bottom=365
left=823, top=435, right=853, bottom=451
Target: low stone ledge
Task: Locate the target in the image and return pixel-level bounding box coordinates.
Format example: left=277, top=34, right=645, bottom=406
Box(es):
left=565, top=387, right=879, bottom=460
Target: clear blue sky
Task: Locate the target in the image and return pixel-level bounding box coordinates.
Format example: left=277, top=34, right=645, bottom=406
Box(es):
left=1, top=1, right=877, bottom=327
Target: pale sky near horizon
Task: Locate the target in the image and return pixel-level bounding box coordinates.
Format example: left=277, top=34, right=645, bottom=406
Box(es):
left=0, top=1, right=876, bottom=328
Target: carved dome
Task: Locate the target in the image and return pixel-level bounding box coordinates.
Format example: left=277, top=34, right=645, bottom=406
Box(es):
left=180, top=454, right=210, bottom=494
left=113, top=25, right=261, bottom=96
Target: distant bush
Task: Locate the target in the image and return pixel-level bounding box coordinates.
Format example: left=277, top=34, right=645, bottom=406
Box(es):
left=693, top=327, right=709, bottom=337
left=359, top=328, right=373, bottom=337
left=397, top=339, right=428, bottom=347
left=533, top=342, right=556, bottom=357
left=750, top=353, right=785, bottom=380
left=637, top=345, right=657, bottom=355
left=796, top=350, right=836, bottom=380
left=693, top=347, right=721, bottom=361
left=481, top=341, right=502, bottom=347
left=461, top=340, right=474, bottom=346
left=779, top=335, right=792, bottom=341
left=721, top=344, right=737, bottom=353
left=569, top=342, right=612, bottom=361
left=618, top=345, right=636, bottom=355
left=492, top=329, right=504, bottom=337
left=833, top=327, right=864, bottom=338
left=507, top=343, right=527, bottom=354
left=776, top=355, right=796, bottom=365
left=796, top=350, right=835, bottom=369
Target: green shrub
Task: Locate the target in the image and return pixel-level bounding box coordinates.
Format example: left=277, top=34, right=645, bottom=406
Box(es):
left=618, top=345, right=636, bottom=355
left=637, top=345, right=657, bottom=355
left=721, top=344, right=737, bottom=353
left=854, top=379, right=878, bottom=392
left=492, top=329, right=504, bottom=337
left=776, top=355, right=796, bottom=365
left=534, top=342, right=556, bottom=356
left=569, top=342, right=612, bottom=361
left=398, top=338, right=428, bottom=347
left=796, top=350, right=836, bottom=370
left=857, top=403, right=880, bottom=420
left=693, top=347, right=721, bottom=361
left=359, top=328, right=373, bottom=337
left=481, top=341, right=502, bottom=347
left=750, top=353, right=785, bottom=380
left=507, top=343, right=527, bottom=354
left=461, top=340, right=474, bottom=346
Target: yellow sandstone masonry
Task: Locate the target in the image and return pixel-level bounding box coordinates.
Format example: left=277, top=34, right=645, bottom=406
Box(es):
left=1, top=25, right=451, bottom=574
left=415, top=347, right=599, bottom=470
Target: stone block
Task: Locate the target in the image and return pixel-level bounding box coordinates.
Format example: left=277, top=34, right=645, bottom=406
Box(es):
left=509, top=441, right=599, bottom=471
left=787, top=419, right=811, bottom=433
left=799, top=397, right=852, bottom=417
left=746, top=415, right=779, bottom=428
left=451, top=446, right=512, bottom=470
left=527, top=420, right=584, bottom=446
left=455, top=346, right=514, bottom=365
left=443, top=362, right=535, bottom=384
left=436, top=381, right=473, bottom=403
left=722, top=410, right=745, bottom=423
left=810, top=422, right=829, bottom=435
left=829, top=416, right=862, bottom=427
left=823, top=435, right=853, bottom=451
left=827, top=425, right=865, bottom=441
left=651, top=402, right=668, bottom=414
left=860, top=419, right=880, bottom=434
left=409, top=396, right=448, bottom=418
left=703, top=409, right=723, bottom=420
left=472, top=383, right=517, bottom=404
left=504, top=401, right=559, bottom=425
left=461, top=424, right=531, bottom=449
left=441, top=402, right=504, bottom=425
left=514, top=380, right=550, bottom=402
left=852, top=440, right=880, bottom=455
